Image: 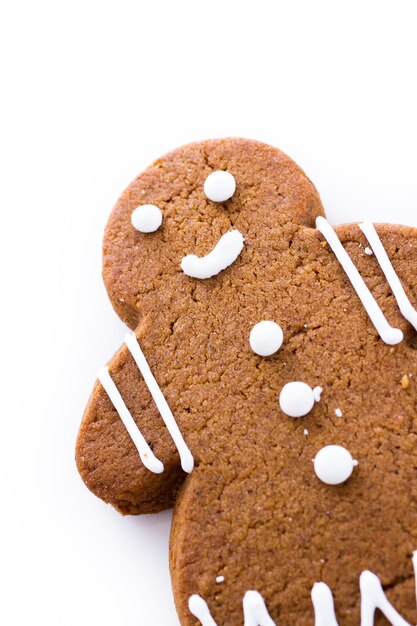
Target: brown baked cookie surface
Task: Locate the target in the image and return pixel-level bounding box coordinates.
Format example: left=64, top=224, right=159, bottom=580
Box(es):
left=76, top=139, right=417, bottom=626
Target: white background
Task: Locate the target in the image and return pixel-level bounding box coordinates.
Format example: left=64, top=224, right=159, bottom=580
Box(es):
left=1, top=1, right=417, bottom=625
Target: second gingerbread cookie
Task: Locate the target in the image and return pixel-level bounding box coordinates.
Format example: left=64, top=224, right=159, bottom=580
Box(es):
left=76, top=139, right=417, bottom=626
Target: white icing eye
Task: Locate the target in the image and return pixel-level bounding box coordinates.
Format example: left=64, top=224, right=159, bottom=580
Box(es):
left=313, top=445, right=358, bottom=485
left=204, top=171, right=236, bottom=202
left=279, top=381, right=319, bottom=418
left=131, top=204, right=162, bottom=233
left=249, top=321, right=283, bottom=356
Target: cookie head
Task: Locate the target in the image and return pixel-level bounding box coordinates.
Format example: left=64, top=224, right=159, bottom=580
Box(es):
left=102, top=138, right=323, bottom=329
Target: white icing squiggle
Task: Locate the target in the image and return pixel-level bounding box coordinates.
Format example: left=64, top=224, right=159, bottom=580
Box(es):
left=316, top=217, right=403, bottom=345
left=359, top=220, right=417, bottom=332
left=181, top=230, right=244, bottom=279
left=97, top=366, right=164, bottom=474
left=124, top=333, right=194, bottom=473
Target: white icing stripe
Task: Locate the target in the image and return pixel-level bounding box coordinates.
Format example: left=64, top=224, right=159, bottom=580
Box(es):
left=190, top=551, right=417, bottom=626
left=97, top=366, right=164, bottom=474
left=413, top=551, right=417, bottom=605
left=311, top=582, right=338, bottom=626
left=124, top=333, right=194, bottom=474
left=189, top=592, right=276, bottom=626
left=189, top=595, right=218, bottom=626
left=316, top=217, right=403, bottom=345
left=243, top=591, right=276, bottom=626
left=181, top=230, right=245, bottom=279
left=360, top=571, right=411, bottom=626
left=312, top=572, right=413, bottom=626
left=359, top=220, right=417, bottom=332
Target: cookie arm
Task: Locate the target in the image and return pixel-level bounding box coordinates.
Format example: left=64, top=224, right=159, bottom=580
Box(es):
left=76, top=338, right=189, bottom=515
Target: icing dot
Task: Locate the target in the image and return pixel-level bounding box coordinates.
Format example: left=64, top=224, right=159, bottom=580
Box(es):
left=216, top=576, right=224, bottom=583
left=131, top=204, right=162, bottom=233
left=204, top=171, right=236, bottom=202
left=279, top=382, right=317, bottom=418
left=249, top=320, right=283, bottom=356
left=313, top=445, right=358, bottom=485
left=335, top=408, right=343, bottom=417
left=313, top=386, right=323, bottom=402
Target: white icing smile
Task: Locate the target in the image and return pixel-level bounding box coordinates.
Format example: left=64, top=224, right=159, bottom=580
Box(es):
left=181, top=230, right=245, bottom=279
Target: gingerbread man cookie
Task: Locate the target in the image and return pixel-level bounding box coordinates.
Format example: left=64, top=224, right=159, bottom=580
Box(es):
left=76, top=139, right=417, bottom=625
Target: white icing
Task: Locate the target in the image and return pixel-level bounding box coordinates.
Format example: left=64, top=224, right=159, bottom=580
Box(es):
left=313, top=386, right=323, bottom=402
left=189, top=591, right=275, bottom=626
left=97, top=366, right=164, bottom=474
left=359, top=220, right=417, bottom=332
left=316, top=217, right=403, bottom=345
left=414, top=551, right=417, bottom=603
left=249, top=321, right=284, bottom=356
left=131, top=203, right=162, bottom=233
left=243, top=591, right=276, bottom=626
left=311, top=582, right=338, bottom=626
left=189, top=595, right=218, bottom=626
left=312, top=572, right=413, bottom=626
left=190, top=554, right=417, bottom=626
left=125, top=333, right=194, bottom=473
left=360, top=570, right=411, bottom=626
left=181, top=230, right=244, bottom=279
left=204, top=170, right=236, bottom=202
left=216, top=576, right=225, bottom=583
left=335, top=408, right=343, bottom=417
left=279, top=381, right=318, bottom=418
left=313, top=445, right=358, bottom=485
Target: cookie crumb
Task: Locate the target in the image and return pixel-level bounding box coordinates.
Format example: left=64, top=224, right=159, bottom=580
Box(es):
left=401, top=374, right=410, bottom=389
left=216, top=576, right=224, bottom=583
left=364, top=247, right=373, bottom=255
left=320, top=241, right=327, bottom=248
left=335, top=408, right=343, bottom=417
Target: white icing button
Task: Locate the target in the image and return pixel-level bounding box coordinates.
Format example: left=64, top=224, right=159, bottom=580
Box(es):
left=249, top=321, right=283, bottom=356
left=131, top=204, right=162, bottom=233
left=313, top=445, right=358, bottom=485
left=204, top=171, right=236, bottom=202
left=279, top=382, right=317, bottom=418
